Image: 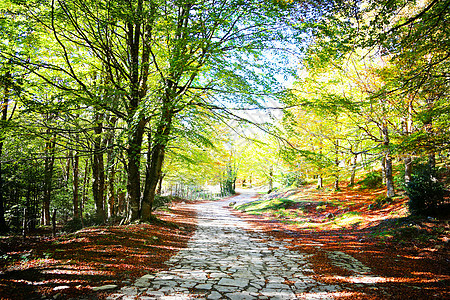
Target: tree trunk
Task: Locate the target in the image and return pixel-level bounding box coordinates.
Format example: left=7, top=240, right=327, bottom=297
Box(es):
left=126, top=120, right=146, bottom=222
left=424, top=97, right=435, bottom=170
left=349, top=154, right=357, bottom=186
left=66, top=150, right=72, bottom=182
left=106, top=117, right=117, bottom=218
left=317, top=174, right=323, bottom=189
left=80, top=158, right=89, bottom=228
left=156, top=173, right=165, bottom=196
left=42, top=133, right=56, bottom=226
left=268, top=165, right=273, bottom=192
left=124, top=4, right=147, bottom=222
left=22, top=207, right=27, bottom=240
left=382, top=125, right=395, bottom=198
left=107, top=164, right=116, bottom=218
left=0, top=81, right=10, bottom=233
left=141, top=110, right=173, bottom=220
left=334, top=176, right=339, bottom=191
left=118, top=187, right=126, bottom=217
left=92, top=113, right=105, bottom=222
left=403, top=99, right=413, bottom=184
left=404, top=156, right=412, bottom=183
left=334, top=140, right=339, bottom=191
left=72, top=152, right=79, bottom=218
left=52, top=209, right=57, bottom=238
left=381, top=155, right=386, bottom=185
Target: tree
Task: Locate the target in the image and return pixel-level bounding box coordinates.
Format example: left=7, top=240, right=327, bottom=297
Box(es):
left=8, top=0, right=307, bottom=222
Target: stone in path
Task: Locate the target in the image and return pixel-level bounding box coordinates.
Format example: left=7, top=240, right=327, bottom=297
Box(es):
left=109, top=193, right=342, bottom=299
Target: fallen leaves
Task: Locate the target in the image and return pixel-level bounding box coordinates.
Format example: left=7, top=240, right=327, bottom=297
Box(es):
left=0, top=205, right=196, bottom=299
left=232, top=184, right=449, bottom=300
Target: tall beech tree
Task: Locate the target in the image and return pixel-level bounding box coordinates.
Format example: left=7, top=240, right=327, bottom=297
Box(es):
left=8, top=0, right=307, bottom=221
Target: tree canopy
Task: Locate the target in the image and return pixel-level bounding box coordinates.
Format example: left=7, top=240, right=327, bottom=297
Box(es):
left=0, top=0, right=448, bottom=233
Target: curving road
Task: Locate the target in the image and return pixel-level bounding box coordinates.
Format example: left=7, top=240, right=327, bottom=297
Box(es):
left=108, top=192, right=342, bottom=299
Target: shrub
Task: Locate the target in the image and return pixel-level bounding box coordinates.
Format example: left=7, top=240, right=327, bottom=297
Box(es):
left=405, top=166, right=445, bottom=216
left=368, top=194, right=392, bottom=210
left=153, top=195, right=173, bottom=211
left=62, top=217, right=83, bottom=232
left=62, top=214, right=106, bottom=233
left=280, top=172, right=306, bottom=187
left=359, top=171, right=383, bottom=189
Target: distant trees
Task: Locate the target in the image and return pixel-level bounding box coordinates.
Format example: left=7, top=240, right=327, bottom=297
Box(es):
left=0, top=0, right=308, bottom=230
left=2, top=0, right=447, bottom=234
left=281, top=0, right=449, bottom=202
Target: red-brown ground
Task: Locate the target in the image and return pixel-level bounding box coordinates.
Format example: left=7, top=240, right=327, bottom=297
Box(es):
left=0, top=204, right=197, bottom=300
left=232, top=185, right=449, bottom=299
left=1, top=187, right=448, bottom=299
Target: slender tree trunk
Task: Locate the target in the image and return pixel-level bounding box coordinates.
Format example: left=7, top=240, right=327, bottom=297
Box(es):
left=142, top=129, right=153, bottom=212
left=108, top=164, right=116, bottom=218
left=404, top=156, right=412, bottom=183
left=42, top=133, right=56, bottom=226
left=106, top=117, right=117, bottom=218
left=66, top=150, right=72, bottom=182
left=156, top=173, right=165, bottom=196
left=52, top=209, right=57, bottom=238
left=349, top=154, right=357, bottom=186
left=425, top=97, right=436, bottom=169
left=22, top=207, right=27, bottom=240
left=381, top=155, right=386, bottom=185
left=72, top=152, right=79, bottom=218
left=0, top=82, right=10, bottom=233
left=382, top=125, right=395, bottom=198
left=403, top=100, right=413, bottom=183
left=92, top=113, right=106, bottom=222
left=317, top=174, right=323, bottom=189
left=80, top=158, right=89, bottom=228
left=334, top=176, right=339, bottom=191
left=334, top=140, right=339, bottom=191
left=268, top=165, right=273, bottom=192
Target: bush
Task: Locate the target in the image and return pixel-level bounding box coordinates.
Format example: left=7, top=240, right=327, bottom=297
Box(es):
left=153, top=195, right=173, bottom=211
left=280, top=172, right=306, bottom=187
left=359, top=171, right=383, bottom=189
left=62, top=215, right=106, bottom=233
left=62, top=218, right=83, bottom=232
left=405, top=166, right=445, bottom=216
left=368, top=195, right=392, bottom=210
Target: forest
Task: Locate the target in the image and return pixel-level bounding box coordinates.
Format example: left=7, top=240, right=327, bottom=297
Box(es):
left=0, top=0, right=448, bottom=240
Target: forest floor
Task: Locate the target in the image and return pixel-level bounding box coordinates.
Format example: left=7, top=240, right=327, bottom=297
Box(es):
left=232, top=184, right=450, bottom=299
left=0, top=185, right=449, bottom=299
left=0, top=199, right=197, bottom=299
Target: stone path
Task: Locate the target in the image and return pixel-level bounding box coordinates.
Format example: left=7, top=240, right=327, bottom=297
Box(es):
left=108, top=193, right=343, bottom=299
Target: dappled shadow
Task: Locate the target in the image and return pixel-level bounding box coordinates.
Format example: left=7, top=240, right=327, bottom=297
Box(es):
left=233, top=205, right=450, bottom=299
left=0, top=206, right=197, bottom=299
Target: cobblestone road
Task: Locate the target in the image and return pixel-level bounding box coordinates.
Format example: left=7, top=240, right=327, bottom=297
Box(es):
left=108, top=193, right=343, bottom=299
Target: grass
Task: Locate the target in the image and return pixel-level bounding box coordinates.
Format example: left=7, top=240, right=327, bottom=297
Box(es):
left=235, top=198, right=297, bottom=213
left=331, top=211, right=364, bottom=228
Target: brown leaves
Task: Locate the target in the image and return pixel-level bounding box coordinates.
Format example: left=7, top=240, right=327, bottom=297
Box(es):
left=0, top=206, right=197, bottom=299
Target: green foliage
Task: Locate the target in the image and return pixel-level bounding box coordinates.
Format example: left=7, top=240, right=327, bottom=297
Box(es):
left=4, top=204, right=23, bottom=232
left=368, top=194, right=392, bottom=210
left=152, top=195, right=173, bottom=211
left=235, top=197, right=295, bottom=213
left=220, top=163, right=237, bottom=196
left=62, top=215, right=105, bottom=233
left=280, top=172, right=306, bottom=187
left=358, top=171, right=383, bottom=189
left=405, top=165, right=445, bottom=216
